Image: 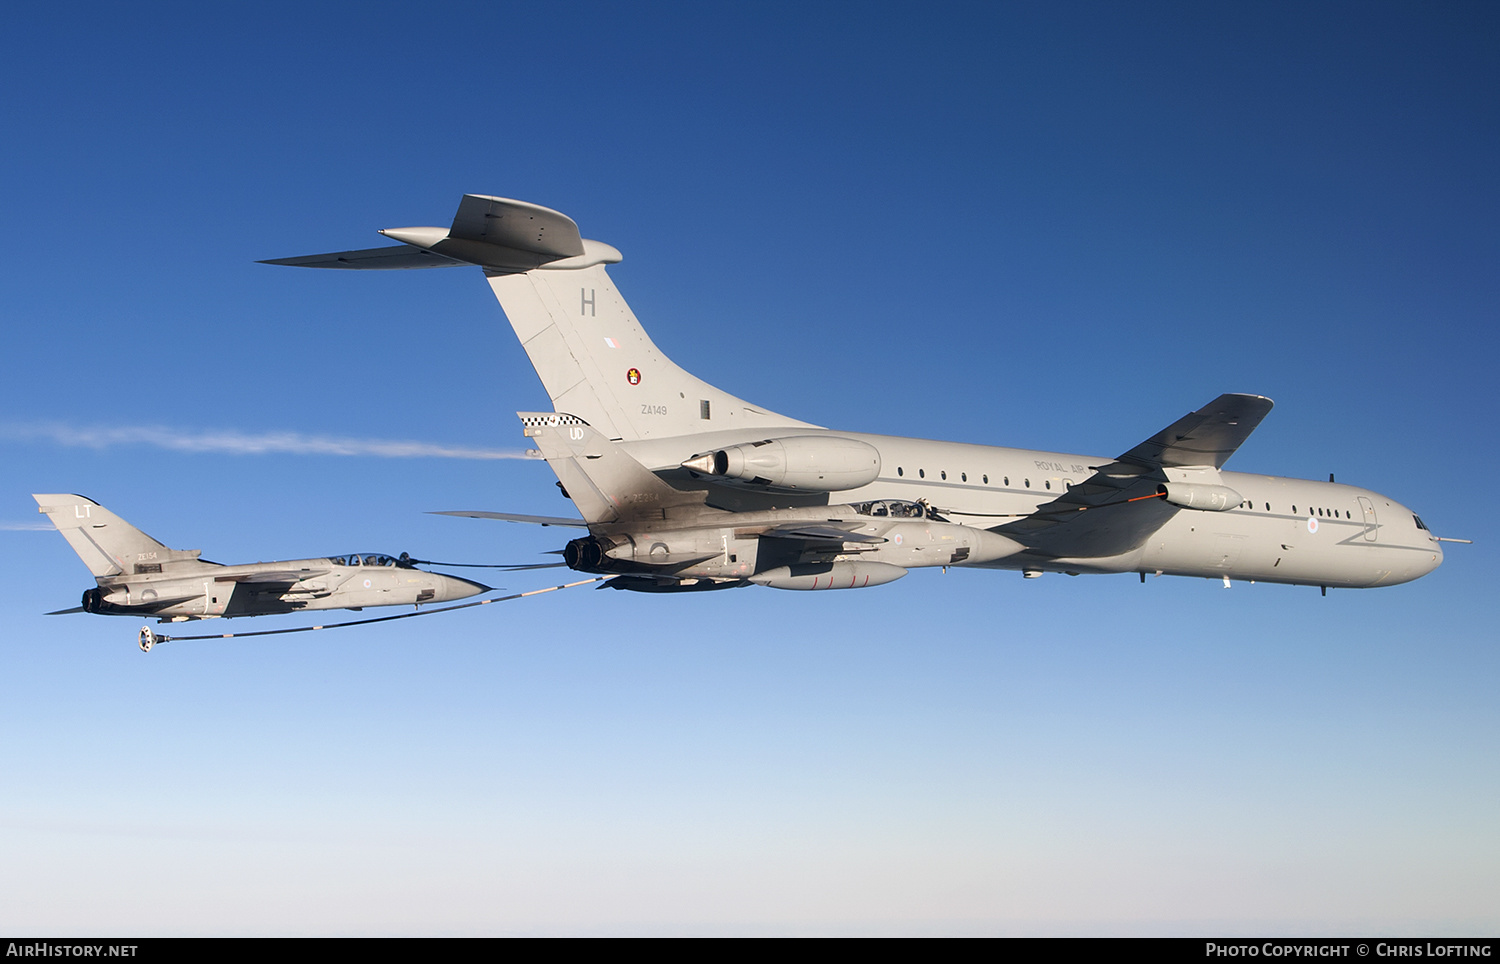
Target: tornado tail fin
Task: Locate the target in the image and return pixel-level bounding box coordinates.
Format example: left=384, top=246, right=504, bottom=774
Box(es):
left=32, top=494, right=174, bottom=578
left=519, top=414, right=706, bottom=526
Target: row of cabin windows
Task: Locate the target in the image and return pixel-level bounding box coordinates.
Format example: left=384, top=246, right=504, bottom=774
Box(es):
left=1241, top=500, right=1353, bottom=518
left=893, top=466, right=1045, bottom=489
left=890, top=467, right=1358, bottom=518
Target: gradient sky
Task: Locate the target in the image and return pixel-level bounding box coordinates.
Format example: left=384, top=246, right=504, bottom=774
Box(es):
left=1, top=2, right=1496, bottom=936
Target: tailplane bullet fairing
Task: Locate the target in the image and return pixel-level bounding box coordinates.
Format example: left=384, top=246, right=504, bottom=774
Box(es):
left=34, top=494, right=489, bottom=620
left=268, top=195, right=1452, bottom=593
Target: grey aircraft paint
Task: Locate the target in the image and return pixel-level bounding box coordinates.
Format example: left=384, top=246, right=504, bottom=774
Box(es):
left=34, top=494, right=488, bottom=619
left=268, top=195, right=1450, bottom=594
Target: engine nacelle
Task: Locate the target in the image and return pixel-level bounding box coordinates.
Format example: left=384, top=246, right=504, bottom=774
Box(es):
left=1156, top=482, right=1242, bottom=511
left=81, top=587, right=129, bottom=614
left=681, top=436, right=881, bottom=491
left=749, top=561, right=908, bottom=590
left=564, top=535, right=623, bottom=573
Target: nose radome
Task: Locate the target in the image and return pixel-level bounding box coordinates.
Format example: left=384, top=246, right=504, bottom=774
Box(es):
left=437, top=574, right=490, bottom=601
left=1398, top=509, right=1443, bottom=583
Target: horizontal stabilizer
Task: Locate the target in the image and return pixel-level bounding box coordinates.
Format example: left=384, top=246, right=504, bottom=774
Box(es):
left=45, top=606, right=85, bottom=615
left=263, top=195, right=589, bottom=274
left=429, top=510, right=588, bottom=528
left=259, top=246, right=469, bottom=270
left=446, top=194, right=584, bottom=259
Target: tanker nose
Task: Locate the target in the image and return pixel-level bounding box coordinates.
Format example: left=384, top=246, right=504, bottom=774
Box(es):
left=1398, top=508, right=1444, bottom=583
left=1420, top=540, right=1444, bottom=577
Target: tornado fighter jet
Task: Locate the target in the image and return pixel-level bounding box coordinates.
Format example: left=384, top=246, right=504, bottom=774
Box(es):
left=264, top=194, right=1457, bottom=594
left=34, top=495, right=488, bottom=621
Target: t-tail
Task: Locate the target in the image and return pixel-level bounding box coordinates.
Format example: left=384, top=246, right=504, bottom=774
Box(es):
left=263, top=194, right=818, bottom=442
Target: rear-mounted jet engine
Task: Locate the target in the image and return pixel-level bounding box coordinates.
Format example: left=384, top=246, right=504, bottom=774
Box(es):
left=680, top=436, right=881, bottom=491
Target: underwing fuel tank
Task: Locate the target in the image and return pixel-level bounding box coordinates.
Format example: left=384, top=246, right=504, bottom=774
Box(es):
left=681, top=436, right=882, bottom=491
left=749, top=561, right=908, bottom=590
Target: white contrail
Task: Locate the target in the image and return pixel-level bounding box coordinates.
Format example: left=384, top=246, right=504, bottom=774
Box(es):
left=0, top=521, right=53, bottom=531
left=1, top=422, right=531, bottom=460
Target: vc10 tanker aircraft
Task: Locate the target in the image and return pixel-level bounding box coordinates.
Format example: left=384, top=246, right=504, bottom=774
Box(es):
left=266, top=195, right=1459, bottom=594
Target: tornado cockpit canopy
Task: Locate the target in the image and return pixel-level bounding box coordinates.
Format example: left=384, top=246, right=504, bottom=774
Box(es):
left=850, top=500, right=945, bottom=521
left=328, top=553, right=405, bottom=567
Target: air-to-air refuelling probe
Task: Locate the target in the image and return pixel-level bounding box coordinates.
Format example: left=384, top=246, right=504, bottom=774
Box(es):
left=34, top=494, right=489, bottom=619
left=263, top=194, right=1457, bottom=595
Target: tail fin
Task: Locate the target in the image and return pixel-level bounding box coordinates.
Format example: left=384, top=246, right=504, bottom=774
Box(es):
left=520, top=414, right=706, bottom=525
left=491, top=249, right=817, bottom=442
left=32, top=494, right=179, bottom=578
left=265, top=194, right=818, bottom=442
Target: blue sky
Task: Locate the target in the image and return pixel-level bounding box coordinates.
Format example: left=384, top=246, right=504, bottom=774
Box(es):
left=1, top=1, right=1496, bottom=935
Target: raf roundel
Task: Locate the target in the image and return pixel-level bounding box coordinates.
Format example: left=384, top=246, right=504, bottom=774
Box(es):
left=626, top=368, right=642, bottom=386
left=1307, top=515, right=1319, bottom=534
